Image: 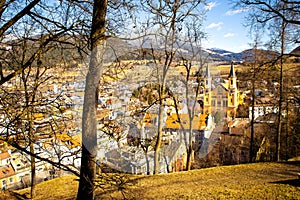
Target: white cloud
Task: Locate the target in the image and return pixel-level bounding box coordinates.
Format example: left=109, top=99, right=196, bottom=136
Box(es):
left=205, top=2, right=218, bottom=11
left=224, top=33, right=235, bottom=38
left=225, top=8, right=246, bottom=16
left=206, top=22, right=223, bottom=30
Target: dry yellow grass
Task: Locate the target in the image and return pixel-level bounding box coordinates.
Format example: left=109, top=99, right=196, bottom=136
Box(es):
left=15, top=175, right=79, bottom=200
left=12, top=162, right=300, bottom=200
left=104, top=162, right=300, bottom=200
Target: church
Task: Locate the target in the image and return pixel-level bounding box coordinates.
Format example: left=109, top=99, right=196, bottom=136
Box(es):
left=201, top=62, right=243, bottom=118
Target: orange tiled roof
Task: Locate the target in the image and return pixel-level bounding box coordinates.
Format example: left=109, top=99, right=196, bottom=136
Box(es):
left=143, top=112, right=157, bottom=127
left=56, top=133, right=82, bottom=149
left=0, top=165, right=15, bottom=179
left=0, top=152, right=10, bottom=160
left=97, top=109, right=111, bottom=120
left=165, top=113, right=207, bottom=130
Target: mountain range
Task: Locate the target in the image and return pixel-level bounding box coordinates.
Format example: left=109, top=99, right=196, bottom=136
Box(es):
left=202, top=48, right=284, bottom=63
left=2, top=35, right=298, bottom=64
left=202, top=48, right=243, bottom=63
left=120, top=38, right=299, bottom=63
left=178, top=45, right=300, bottom=63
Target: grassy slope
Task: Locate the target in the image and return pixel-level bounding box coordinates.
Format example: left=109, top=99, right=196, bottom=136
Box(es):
left=11, top=162, right=300, bottom=200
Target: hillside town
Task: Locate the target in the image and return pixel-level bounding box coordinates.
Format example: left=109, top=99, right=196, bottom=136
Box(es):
left=1, top=48, right=299, bottom=191
left=0, top=1, right=299, bottom=199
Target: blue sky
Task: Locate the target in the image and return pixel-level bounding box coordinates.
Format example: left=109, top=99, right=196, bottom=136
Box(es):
left=203, top=1, right=252, bottom=53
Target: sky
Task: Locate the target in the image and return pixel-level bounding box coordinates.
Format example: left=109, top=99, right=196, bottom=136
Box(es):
left=203, top=0, right=253, bottom=53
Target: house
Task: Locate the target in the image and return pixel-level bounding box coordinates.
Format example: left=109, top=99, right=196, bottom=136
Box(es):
left=103, top=147, right=153, bottom=174
left=198, top=119, right=251, bottom=166
left=0, top=152, right=10, bottom=166
left=164, top=113, right=213, bottom=144
left=0, top=164, right=20, bottom=190
left=249, top=104, right=278, bottom=122
left=161, top=140, right=187, bottom=172
left=0, top=151, right=21, bottom=190
left=103, top=140, right=188, bottom=174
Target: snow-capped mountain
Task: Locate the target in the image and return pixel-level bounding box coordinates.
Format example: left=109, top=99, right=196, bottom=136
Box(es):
left=202, top=48, right=243, bottom=62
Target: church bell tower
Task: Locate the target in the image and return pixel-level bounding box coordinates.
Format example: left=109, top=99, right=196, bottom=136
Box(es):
left=204, top=64, right=212, bottom=114
left=227, top=61, right=238, bottom=117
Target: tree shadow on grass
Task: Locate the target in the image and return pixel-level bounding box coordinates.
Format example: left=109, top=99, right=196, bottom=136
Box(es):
left=270, top=179, right=300, bottom=187
left=4, top=191, right=29, bottom=200
left=94, top=175, right=148, bottom=199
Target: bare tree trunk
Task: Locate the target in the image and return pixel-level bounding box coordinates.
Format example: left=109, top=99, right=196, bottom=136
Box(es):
left=186, top=144, right=193, bottom=170
left=77, top=0, right=107, bottom=199
left=30, top=142, right=36, bottom=198
left=276, top=61, right=283, bottom=162
left=249, top=38, right=260, bottom=163
left=285, top=91, right=289, bottom=161
left=186, top=123, right=193, bottom=170
left=250, top=67, right=255, bottom=163
left=276, top=23, right=286, bottom=162
left=154, top=104, right=164, bottom=174
left=22, top=63, right=37, bottom=198
left=145, top=150, right=150, bottom=175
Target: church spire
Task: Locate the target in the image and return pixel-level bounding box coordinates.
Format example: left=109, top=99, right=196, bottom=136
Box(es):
left=205, top=64, right=210, bottom=78
left=228, top=61, right=236, bottom=78
left=204, top=64, right=212, bottom=90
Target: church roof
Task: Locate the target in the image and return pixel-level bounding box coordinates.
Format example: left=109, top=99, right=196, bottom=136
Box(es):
left=211, top=82, right=228, bottom=92
left=221, top=82, right=229, bottom=91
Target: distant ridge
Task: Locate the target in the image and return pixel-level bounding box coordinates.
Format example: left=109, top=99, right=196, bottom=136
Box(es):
left=203, top=48, right=242, bottom=63
left=2, top=34, right=288, bottom=64
left=290, top=46, right=300, bottom=56
left=202, top=48, right=279, bottom=63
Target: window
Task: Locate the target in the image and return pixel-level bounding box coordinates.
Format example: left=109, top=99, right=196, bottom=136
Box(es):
left=212, top=100, right=216, bottom=106
left=217, top=87, right=222, bottom=94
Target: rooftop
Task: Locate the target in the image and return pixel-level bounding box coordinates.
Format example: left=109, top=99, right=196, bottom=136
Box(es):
left=0, top=165, right=15, bottom=179
left=165, top=113, right=207, bottom=130
left=0, top=152, right=10, bottom=160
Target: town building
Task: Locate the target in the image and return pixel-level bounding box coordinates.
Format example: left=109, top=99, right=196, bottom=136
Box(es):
left=0, top=151, right=20, bottom=190
left=201, top=62, right=244, bottom=118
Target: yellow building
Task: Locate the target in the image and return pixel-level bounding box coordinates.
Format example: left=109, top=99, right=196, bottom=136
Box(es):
left=202, top=62, right=242, bottom=118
